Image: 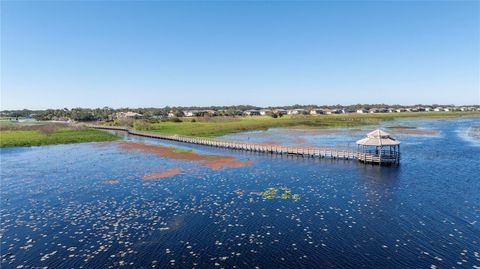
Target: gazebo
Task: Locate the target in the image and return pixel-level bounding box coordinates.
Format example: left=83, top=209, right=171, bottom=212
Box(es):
left=356, top=129, right=400, bottom=165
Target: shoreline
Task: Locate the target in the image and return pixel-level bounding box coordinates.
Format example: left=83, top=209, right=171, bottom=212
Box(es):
left=1, top=112, right=479, bottom=148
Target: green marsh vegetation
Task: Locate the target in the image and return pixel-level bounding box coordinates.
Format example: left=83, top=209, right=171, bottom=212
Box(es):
left=258, top=187, right=300, bottom=201
left=0, top=123, right=119, bottom=147
left=122, top=112, right=480, bottom=138
left=172, top=148, right=193, bottom=154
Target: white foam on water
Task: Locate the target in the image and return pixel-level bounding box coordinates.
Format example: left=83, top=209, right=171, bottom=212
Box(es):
left=456, top=126, right=480, bottom=147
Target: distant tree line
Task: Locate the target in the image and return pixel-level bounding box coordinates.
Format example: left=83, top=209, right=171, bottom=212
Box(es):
left=1, top=104, right=475, bottom=122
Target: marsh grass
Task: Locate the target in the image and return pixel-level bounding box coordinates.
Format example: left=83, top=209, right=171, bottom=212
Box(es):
left=0, top=124, right=119, bottom=147
left=137, top=112, right=479, bottom=137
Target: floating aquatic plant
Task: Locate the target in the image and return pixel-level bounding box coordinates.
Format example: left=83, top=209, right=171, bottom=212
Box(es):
left=258, top=187, right=299, bottom=201
left=280, top=187, right=291, bottom=200
left=260, top=187, right=278, bottom=199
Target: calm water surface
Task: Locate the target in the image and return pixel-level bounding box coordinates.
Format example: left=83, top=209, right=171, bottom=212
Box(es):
left=1, top=118, right=479, bottom=268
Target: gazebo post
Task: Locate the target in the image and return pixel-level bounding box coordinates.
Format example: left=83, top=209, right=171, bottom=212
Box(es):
left=363, top=145, right=366, bottom=162
left=397, top=144, right=400, bottom=165
left=379, top=145, right=382, bottom=164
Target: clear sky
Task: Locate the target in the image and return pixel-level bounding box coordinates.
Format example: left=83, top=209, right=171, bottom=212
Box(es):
left=1, top=1, right=479, bottom=110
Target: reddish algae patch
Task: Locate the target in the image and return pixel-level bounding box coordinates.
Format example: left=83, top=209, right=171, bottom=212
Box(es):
left=201, top=159, right=255, bottom=170
left=257, top=141, right=281, bottom=147
left=118, top=141, right=215, bottom=161
left=118, top=141, right=255, bottom=170
left=393, top=129, right=438, bottom=135
left=294, top=137, right=306, bottom=144
left=142, top=169, right=182, bottom=180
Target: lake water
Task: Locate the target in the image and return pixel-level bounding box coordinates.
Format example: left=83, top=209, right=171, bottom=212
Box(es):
left=1, top=117, right=479, bottom=268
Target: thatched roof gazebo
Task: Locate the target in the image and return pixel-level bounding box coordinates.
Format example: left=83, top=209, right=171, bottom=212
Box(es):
left=356, top=129, right=400, bottom=165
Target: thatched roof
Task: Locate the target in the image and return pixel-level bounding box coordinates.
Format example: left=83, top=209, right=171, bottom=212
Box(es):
left=356, top=129, right=400, bottom=146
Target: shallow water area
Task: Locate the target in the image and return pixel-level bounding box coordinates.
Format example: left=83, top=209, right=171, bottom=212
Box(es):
left=1, top=117, right=480, bottom=268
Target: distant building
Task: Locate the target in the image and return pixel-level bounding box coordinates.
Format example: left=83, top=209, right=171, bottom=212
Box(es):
left=324, top=109, right=341, bottom=115
left=115, top=111, right=143, bottom=119
left=367, top=108, right=386, bottom=113
left=287, top=109, right=306, bottom=115
left=273, top=109, right=288, bottom=115
left=259, top=109, right=272, bottom=116
left=243, top=110, right=261, bottom=116
left=310, top=109, right=324, bottom=115
left=340, top=108, right=354, bottom=114
left=356, top=109, right=368, bottom=114
left=204, top=110, right=219, bottom=116
left=184, top=110, right=197, bottom=117
left=184, top=110, right=209, bottom=117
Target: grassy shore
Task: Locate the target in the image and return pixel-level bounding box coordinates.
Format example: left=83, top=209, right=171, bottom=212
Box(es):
left=129, top=111, right=480, bottom=137
left=0, top=124, right=119, bottom=147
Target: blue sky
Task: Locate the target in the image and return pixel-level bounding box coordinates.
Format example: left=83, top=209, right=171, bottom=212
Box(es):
left=1, top=1, right=479, bottom=109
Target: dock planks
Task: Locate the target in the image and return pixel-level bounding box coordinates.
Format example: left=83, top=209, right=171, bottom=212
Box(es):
left=89, top=125, right=387, bottom=163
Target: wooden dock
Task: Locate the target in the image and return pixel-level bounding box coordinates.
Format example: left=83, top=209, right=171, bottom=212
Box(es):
left=88, top=125, right=398, bottom=164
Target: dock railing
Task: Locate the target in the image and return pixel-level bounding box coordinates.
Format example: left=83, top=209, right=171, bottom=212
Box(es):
left=88, top=125, right=389, bottom=163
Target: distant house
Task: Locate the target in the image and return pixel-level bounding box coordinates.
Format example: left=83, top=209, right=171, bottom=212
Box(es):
left=167, top=111, right=185, bottom=117
left=184, top=110, right=197, bottom=117
left=340, top=108, right=354, bottom=114
left=259, top=109, right=272, bottom=116
left=433, top=107, right=443, bottom=112
left=369, top=108, right=387, bottom=113
left=287, top=109, right=306, bottom=115
left=406, top=107, right=424, bottom=112
left=204, top=110, right=219, bottom=116
left=243, top=110, right=261, bottom=116
left=184, top=110, right=209, bottom=117
left=115, top=111, right=143, bottom=119
left=310, top=109, right=324, bottom=115
left=395, top=108, right=406, bottom=113
left=356, top=109, right=368, bottom=114
left=273, top=109, right=288, bottom=115
left=463, top=107, right=476, bottom=111
left=324, top=109, right=341, bottom=115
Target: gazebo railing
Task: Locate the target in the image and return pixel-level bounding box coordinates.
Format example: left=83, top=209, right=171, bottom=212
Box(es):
left=356, top=152, right=400, bottom=163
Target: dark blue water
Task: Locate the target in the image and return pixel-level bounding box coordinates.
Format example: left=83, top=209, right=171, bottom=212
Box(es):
left=1, top=118, right=479, bottom=268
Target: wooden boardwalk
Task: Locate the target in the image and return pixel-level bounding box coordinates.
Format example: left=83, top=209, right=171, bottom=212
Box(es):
left=89, top=125, right=382, bottom=162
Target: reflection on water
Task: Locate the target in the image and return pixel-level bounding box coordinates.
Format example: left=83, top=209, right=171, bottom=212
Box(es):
left=1, top=117, right=480, bottom=268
